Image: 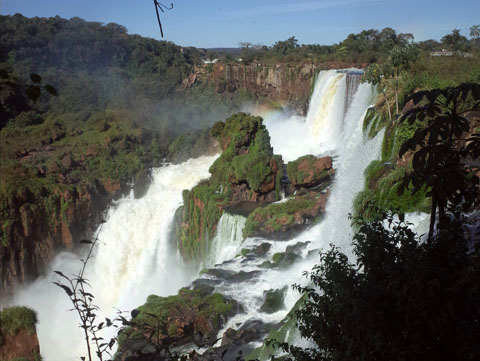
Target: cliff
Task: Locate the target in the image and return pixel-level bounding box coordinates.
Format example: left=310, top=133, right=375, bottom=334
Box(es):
left=178, top=113, right=283, bottom=261
left=0, top=179, right=127, bottom=297
left=184, top=63, right=315, bottom=115
left=0, top=306, right=40, bottom=361
left=178, top=113, right=336, bottom=261
left=0, top=119, right=162, bottom=297
left=183, top=62, right=367, bottom=115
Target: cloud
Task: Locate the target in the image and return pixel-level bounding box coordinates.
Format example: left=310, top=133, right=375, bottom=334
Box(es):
left=226, top=0, right=383, bottom=18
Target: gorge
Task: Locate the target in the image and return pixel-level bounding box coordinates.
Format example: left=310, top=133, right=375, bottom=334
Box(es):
left=2, top=10, right=480, bottom=361
left=6, top=69, right=391, bottom=360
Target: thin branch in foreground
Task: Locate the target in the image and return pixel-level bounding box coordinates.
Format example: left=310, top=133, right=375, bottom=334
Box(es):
left=153, top=1, right=173, bottom=38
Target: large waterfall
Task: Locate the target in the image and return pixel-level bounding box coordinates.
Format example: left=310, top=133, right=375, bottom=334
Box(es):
left=10, top=70, right=383, bottom=360
left=11, top=156, right=218, bottom=361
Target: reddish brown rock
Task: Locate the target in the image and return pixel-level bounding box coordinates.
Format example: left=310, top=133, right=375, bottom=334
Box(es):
left=0, top=179, right=129, bottom=297
left=0, top=329, right=40, bottom=361
left=287, top=155, right=335, bottom=191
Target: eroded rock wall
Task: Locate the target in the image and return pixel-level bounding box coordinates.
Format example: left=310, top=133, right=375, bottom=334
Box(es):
left=0, top=180, right=127, bottom=297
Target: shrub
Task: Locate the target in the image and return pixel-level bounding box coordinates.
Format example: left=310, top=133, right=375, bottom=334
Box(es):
left=0, top=306, right=37, bottom=336
left=273, top=215, right=480, bottom=361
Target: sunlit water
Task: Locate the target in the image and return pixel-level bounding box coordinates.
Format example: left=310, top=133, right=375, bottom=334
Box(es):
left=11, top=155, right=218, bottom=361
left=9, top=70, right=428, bottom=360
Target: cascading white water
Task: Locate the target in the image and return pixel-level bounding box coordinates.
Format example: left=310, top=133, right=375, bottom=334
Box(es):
left=9, top=69, right=387, bottom=361
left=204, top=213, right=246, bottom=268
left=209, top=71, right=383, bottom=352
left=10, top=155, right=218, bottom=361
left=306, top=70, right=347, bottom=152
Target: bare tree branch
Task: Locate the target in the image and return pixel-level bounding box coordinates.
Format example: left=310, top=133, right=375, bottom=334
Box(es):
left=153, top=1, right=173, bottom=38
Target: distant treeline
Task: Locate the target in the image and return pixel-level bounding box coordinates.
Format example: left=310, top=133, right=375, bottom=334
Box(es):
left=213, top=27, right=479, bottom=65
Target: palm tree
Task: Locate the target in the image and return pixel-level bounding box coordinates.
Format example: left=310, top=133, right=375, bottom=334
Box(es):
left=470, top=25, right=480, bottom=49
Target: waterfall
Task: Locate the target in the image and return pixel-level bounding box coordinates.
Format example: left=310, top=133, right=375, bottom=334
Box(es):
left=9, top=69, right=385, bottom=361
left=305, top=70, right=347, bottom=152
left=204, top=213, right=246, bottom=268
left=211, top=71, right=382, bottom=351
left=345, top=71, right=363, bottom=113
left=10, top=155, right=218, bottom=361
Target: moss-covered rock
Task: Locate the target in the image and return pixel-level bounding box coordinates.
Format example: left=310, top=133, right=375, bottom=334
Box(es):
left=254, top=242, right=271, bottom=255
left=240, top=248, right=253, bottom=257
left=179, top=113, right=284, bottom=263
left=0, top=307, right=40, bottom=361
left=271, top=252, right=301, bottom=268
left=286, top=155, right=334, bottom=190
left=0, top=306, right=37, bottom=337
left=116, top=286, right=242, bottom=360
left=259, top=260, right=275, bottom=269
left=243, top=192, right=328, bottom=239
left=246, top=295, right=306, bottom=361
left=208, top=112, right=283, bottom=199
left=260, top=287, right=288, bottom=314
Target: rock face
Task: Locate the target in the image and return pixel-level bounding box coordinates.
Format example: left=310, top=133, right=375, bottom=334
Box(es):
left=243, top=154, right=334, bottom=240
left=115, top=285, right=242, bottom=361
left=0, top=329, right=40, bottom=361
left=243, top=191, right=329, bottom=240
left=186, top=62, right=368, bottom=115
left=178, top=113, right=283, bottom=261
left=286, top=155, right=335, bottom=191
left=0, top=179, right=127, bottom=297
left=0, top=306, right=40, bottom=361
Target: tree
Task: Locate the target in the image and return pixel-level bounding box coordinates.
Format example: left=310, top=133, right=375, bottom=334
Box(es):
left=441, top=28, right=468, bottom=51
left=398, top=83, right=480, bottom=238
left=470, top=25, right=480, bottom=48
left=272, top=214, right=480, bottom=361
left=362, top=63, right=393, bottom=121
left=388, top=44, right=419, bottom=114
left=273, top=36, right=298, bottom=55
left=378, top=27, right=397, bottom=51
left=397, top=32, right=414, bottom=45
left=238, top=42, right=252, bottom=50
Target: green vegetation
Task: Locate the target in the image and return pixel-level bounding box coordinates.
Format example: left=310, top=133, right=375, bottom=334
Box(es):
left=208, top=113, right=279, bottom=192
left=227, top=26, right=480, bottom=68
left=286, top=155, right=331, bottom=188
left=180, top=181, right=230, bottom=260
left=0, top=15, right=248, bottom=253
left=260, top=287, right=288, bottom=314
left=362, top=107, right=389, bottom=138
left=243, top=196, right=317, bottom=238
left=270, top=215, right=480, bottom=361
left=118, top=287, right=235, bottom=348
left=135, top=289, right=232, bottom=328
left=354, top=165, right=430, bottom=220
left=398, top=83, right=480, bottom=237
left=233, top=28, right=415, bottom=66
left=0, top=306, right=37, bottom=337
left=180, top=113, right=283, bottom=261
left=356, top=110, right=432, bottom=219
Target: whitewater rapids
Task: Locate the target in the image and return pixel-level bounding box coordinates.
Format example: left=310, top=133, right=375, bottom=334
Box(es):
left=9, top=69, right=413, bottom=360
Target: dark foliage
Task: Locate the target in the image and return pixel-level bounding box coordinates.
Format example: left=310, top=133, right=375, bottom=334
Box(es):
left=0, top=69, right=56, bottom=129
left=271, top=215, right=480, bottom=361
left=398, top=83, right=480, bottom=237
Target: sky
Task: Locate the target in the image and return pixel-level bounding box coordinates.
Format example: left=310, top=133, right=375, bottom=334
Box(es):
left=1, top=0, right=480, bottom=48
